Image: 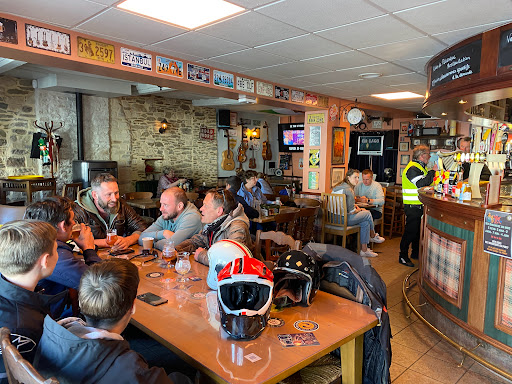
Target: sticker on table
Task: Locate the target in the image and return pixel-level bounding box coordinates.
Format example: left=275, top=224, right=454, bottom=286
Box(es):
left=146, top=272, right=164, bottom=278
left=244, top=353, right=262, bottom=363
left=294, top=320, right=319, bottom=332
left=189, top=276, right=202, bottom=281
left=268, top=318, right=285, bottom=327
left=161, top=277, right=176, bottom=283
left=278, top=332, right=319, bottom=347
left=190, top=292, right=207, bottom=299
left=172, top=284, right=192, bottom=290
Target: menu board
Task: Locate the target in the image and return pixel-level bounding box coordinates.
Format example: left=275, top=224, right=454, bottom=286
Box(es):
left=483, top=209, right=512, bottom=259
left=430, top=40, right=482, bottom=89
left=499, top=28, right=512, bottom=67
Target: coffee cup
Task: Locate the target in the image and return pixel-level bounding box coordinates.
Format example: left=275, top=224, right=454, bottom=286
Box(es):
left=142, top=237, right=154, bottom=252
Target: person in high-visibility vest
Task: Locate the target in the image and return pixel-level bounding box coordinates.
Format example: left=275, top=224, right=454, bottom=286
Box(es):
left=399, top=145, right=438, bottom=267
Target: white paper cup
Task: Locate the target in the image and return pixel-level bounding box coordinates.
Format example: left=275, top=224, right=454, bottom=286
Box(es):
left=142, top=237, right=154, bottom=251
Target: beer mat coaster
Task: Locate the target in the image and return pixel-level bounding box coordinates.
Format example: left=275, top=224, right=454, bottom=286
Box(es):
left=268, top=318, right=285, bottom=327
left=161, top=278, right=176, bottom=283
left=190, top=292, right=207, bottom=299
left=146, top=272, right=164, bottom=278
left=244, top=353, right=262, bottom=363
left=189, top=276, right=202, bottom=281
left=172, top=284, right=192, bottom=290
left=294, top=320, right=319, bottom=331
left=277, top=332, right=320, bottom=347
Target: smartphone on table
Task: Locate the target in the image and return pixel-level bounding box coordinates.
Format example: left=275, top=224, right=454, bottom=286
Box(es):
left=137, top=292, right=168, bottom=306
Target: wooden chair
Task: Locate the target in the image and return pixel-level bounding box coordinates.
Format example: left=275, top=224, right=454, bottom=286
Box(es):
left=373, top=186, right=386, bottom=237
left=293, top=197, right=321, bottom=209
left=185, top=192, right=199, bottom=202
left=0, top=327, right=59, bottom=384
left=254, top=230, right=301, bottom=261
left=123, top=192, right=153, bottom=200
left=320, top=193, right=361, bottom=253
left=0, top=204, right=26, bottom=225
left=383, top=187, right=405, bottom=238
left=61, top=182, right=82, bottom=200
left=293, top=207, right=317, bottom=245
left=274, top=209, right=298, bottom=237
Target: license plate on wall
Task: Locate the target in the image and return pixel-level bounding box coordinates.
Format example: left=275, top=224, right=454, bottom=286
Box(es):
left=77, top=37, right=115, bottom=64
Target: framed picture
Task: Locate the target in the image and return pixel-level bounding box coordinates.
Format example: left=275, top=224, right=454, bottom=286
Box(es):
left=332, top=127, right=345, bottom=165
left=400, top=167, right=405, bottom=177
left=413, top=138, right=422, bottom=146
left=400, top=122, right=409, bottom=133
left=399, top=142, right=409, bottom=152
left=331, top=168, right=345, bottom=187
left=400, top=155, right=410, bottom=165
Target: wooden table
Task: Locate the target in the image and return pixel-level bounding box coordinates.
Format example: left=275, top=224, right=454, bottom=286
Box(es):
left=0, top=177, right=56, bottom=205
left=251, top=206, right=300, bottom=224
left=125, top=198, right=160, bottom=217
left=102, top=246, right=378, bottom=384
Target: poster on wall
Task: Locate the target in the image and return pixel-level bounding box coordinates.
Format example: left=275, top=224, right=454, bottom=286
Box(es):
left=213, top=70, right=234, bottom=89
left=257, top=81, right=273, bottom=97
left=331, top=168, right=345, bottom=188
left=329, top=104, right=338, bottom=121
left=291, top=90, right=304, bottom=103
left=309, top=126, right=321, bottom=146
left=0, top=17, right=18, bottom=44
left=236, top=76, right=254, bottom=93
left=26, top=24, right=70, bottom=55
left=309, top=149, right=320, bottom=168
left=332, top=127, right=345, bottom=165
left=199, top=125, right=215, bottom=141
left=275, top=86, right=290, bottom=100
left=78, top=37, right=115, bottom=64
left=318, top=96, right=329, bottom=108
left=187, top=63, right=210, bottom=84
left=305, top=93, right=318, bottom=106
left=121, top=47, right=151, bottom=71
left=156, top=56, right=183, bottom=77
left=279, top=154, right=291, bottom=170
left=308, top=171, right=319, bottom=190
left=307, top=113, right=325, bottom=124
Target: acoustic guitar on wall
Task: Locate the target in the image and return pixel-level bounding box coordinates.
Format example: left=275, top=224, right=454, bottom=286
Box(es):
left=221, top=129, right=235, bottom=171
left=261, top=121, right=272, bottom=161
left=249, top=146, right=257, bottom=169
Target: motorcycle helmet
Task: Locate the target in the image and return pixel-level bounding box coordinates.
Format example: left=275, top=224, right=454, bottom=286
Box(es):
left=207, top=240, right=252, bottom=290
left=217, top=256, right=274, bottom=340
left=272, top=250, right=321, bottom=307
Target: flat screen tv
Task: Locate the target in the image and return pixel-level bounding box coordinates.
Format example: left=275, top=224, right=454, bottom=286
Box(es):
left=278, top=123, right=304, bottom=152
left=357, top=135, right=384, bottom=156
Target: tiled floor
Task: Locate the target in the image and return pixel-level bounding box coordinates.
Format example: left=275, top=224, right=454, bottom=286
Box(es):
left=370, top=237, right=512, bottom=384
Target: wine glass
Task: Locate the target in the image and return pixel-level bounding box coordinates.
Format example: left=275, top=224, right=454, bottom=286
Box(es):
left=175, top=252, right=191, bottom=283
left=161, top=241, right=176, bottom=269
left=106, top=229, right=118, bottom=249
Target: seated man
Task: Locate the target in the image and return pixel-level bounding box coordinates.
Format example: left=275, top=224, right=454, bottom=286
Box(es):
left=35, top=259, right=192, bottom=384
left=354, top=169, right=385, bottom=220
left=0, top=220, right=62, bottom=381
left=176, top=189, right=252, bottom=265
left=24, top=196, right=101, bottom=314
left=75, top=173, right=147, bottom=250
left=225, top=175, right=258, bottom=220
left=139, top=187, right=202, bottom=250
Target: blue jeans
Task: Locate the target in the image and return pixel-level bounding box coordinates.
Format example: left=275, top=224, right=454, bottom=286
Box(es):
left=347, top=210, right=374, bottom=245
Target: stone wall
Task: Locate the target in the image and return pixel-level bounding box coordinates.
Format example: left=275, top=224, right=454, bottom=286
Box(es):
left=111, top=95, right=218, bottom=191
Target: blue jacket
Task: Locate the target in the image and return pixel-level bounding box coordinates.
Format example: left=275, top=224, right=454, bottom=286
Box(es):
left=0, top=275, right=64, bottom=383
left=228, top=187, right=258, bottom=219
left=139, top=202, right=202, bottom=250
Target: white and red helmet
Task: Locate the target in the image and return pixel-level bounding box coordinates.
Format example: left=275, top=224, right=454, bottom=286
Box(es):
left=207, top=240, right=253, bottom=290
left=217, top=256, right=274, bottom=340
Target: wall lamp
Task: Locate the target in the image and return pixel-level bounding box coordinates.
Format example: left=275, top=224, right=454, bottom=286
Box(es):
left=246, top=128, right=260, bottom=140
left=159, top=118, right=168, bottom=134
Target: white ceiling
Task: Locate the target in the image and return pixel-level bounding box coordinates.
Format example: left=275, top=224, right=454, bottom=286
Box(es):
left=0, top=0, right=511, bottom=112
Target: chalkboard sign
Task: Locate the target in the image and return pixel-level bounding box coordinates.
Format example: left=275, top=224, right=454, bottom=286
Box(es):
left=430, top=40, right=482, bottom=89
left=499, top=28, right=512, bottom=67
left=357, top=136, right=383, bottom=156
left=483, top=209, right=512, bottom=259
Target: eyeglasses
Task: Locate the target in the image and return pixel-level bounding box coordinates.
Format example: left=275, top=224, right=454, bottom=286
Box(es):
left=216, top=189, right=226, bottom=205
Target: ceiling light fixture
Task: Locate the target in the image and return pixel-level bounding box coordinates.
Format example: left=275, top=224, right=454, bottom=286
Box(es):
left=371, top=91, right=424, bottom=100
left=118, top=0, right=245, bottom=29
left=459, top=99, right=468, bottom=104
left=359, top=72, right=382, bottom=79
left=441, top=112, right=447, bottom=116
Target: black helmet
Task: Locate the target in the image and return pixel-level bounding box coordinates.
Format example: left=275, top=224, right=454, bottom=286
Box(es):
left=272, top=250, right=321, bottom=307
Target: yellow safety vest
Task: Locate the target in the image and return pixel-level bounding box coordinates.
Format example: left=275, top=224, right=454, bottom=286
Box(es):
left=402, top=161, right=427, bottom=205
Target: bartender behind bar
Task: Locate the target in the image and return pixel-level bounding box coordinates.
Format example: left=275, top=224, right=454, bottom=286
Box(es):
left=458, top=137, right=491, bottom=181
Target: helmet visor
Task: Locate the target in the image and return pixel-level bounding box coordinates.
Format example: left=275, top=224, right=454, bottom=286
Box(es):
left=218, top=281, right=272, bottom=315
left=219, top=309, right=269, bottom=340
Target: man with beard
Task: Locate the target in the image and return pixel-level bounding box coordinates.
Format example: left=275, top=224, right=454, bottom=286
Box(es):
left=75, top=173, right=147, bottom=250
left=139, top=187, right=202, bottom=250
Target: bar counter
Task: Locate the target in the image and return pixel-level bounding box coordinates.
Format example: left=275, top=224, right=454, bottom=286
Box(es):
left=418, top=189, right=511, bottom=370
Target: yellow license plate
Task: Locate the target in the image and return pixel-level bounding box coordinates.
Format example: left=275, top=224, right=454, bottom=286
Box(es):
left=77, top=37, right=115, bottom=64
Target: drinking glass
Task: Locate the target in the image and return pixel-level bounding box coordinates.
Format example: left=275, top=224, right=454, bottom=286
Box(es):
left=161, top=241, right=176, bottom=269
left=175, top=252, right=191, bottom=283
left=106, top=229, right=118, bottom=248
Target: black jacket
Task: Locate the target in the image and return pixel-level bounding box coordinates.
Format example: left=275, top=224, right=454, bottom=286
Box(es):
left=35, top=316, right=188, bottom=384
left=0, top=275, right=64, bottom=383
left=228, top=187, right=259, bottom=219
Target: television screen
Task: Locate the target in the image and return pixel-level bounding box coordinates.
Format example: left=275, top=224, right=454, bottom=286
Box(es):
left=278, top=123, right=304, bottom=152
left=357, top=136, right=384, bottom=156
